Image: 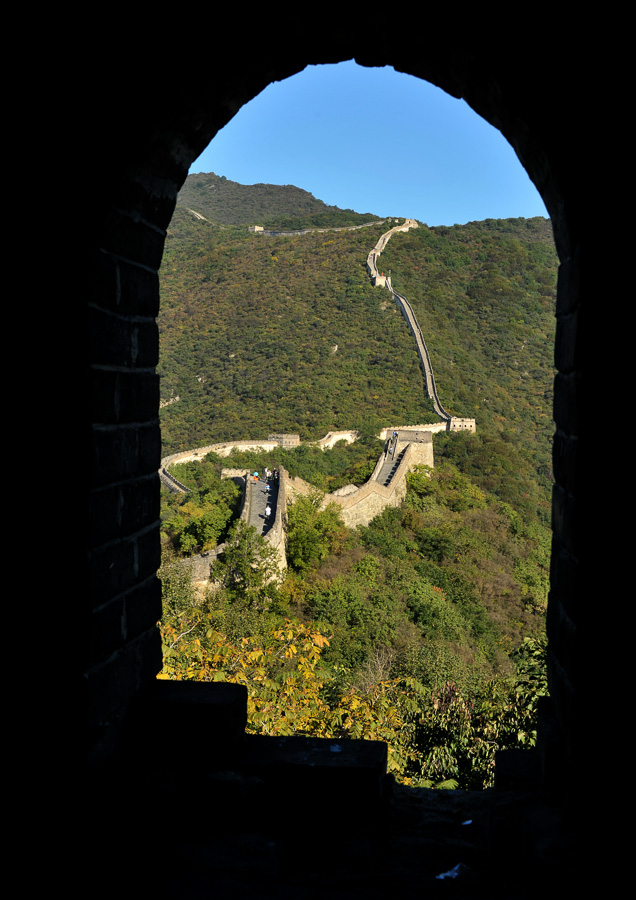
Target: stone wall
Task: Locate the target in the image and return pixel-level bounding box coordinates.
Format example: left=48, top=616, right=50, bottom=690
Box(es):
left=367, top=221, right=464, bottom=426
left=183, top=466, right=287, bottom=585
left=449, top=418, right=476, bottom=432
left=313, top=430, right=359, bottom=449
left=267, top=433, right=301, bottom=448
left=366, top=219, right=418, bottom=284
left=322, top=436, right=433, bottom=528
left=379, top=423, right=447, bottom=438
left=163, top=440, right=279, bottom=467
left=390, top=287, right=451, bottom=420
left=329, top=443, right=414, bottom=527
left=161, top=431, right=359, bottom=474
left=269, top=466, right=289, bottom=577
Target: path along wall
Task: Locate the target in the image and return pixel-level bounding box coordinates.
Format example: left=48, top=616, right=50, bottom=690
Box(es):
left=269, top=467, right=288, bottom=578
left=231, top=467, right=288, bottom=579
left=366, top=219, right=418, bottom=285
left=367, top=220, right=476, bottom=433
left=186, top=466, right=288, bottom=585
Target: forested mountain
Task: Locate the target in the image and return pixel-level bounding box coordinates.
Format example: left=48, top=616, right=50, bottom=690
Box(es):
left=160, top=178, right=557, bottom=524
left=159, top=209, right=436, bottom=450
left=178, top=171, right=381, bottom=229
left=158, top=174, right=557, bottom=789
left=377, top=217, right=557, bottom=525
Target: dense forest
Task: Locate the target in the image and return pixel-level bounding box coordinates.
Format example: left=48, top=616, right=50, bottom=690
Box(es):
left=159, top=210, right=434, bottom=450
left=157, top=173, right=557, bottom=789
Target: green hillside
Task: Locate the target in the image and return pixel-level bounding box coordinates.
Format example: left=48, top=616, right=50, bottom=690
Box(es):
left=158, top=176, right=557, bottom=788
left=159, top=181, right=557, bottom=524
left=159, top=209, right=436, bottom=449
left=378, top=217, right=557, bottom=524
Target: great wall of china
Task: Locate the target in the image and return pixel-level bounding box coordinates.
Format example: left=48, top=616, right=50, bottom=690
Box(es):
left=161, top=220, right=476, bottom=583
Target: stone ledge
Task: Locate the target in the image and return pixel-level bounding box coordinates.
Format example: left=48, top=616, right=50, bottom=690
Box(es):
left=122, top=679, right=248, bottom=766
left=230, top=733, right=389, bottom=833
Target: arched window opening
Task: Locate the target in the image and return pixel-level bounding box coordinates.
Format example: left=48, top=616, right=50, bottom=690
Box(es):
left=83, top=32, right=596, bottom=893
left=156, top=62, right=557, bottom=792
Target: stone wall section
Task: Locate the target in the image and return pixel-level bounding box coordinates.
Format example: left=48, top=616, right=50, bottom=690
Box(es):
left=160, top=440, right=282, bottom=492
left=366, top=219, right=418, bottom=285
left=284, top=435, right=434, bottom=529
left=164, top=429, right=435, bottom=562
left=181, top=466, right=289, bottom=584
left=269, top=466, right=289, bottom=577
left=368, top=221, right=476, bottom=433
left=389, top=285, right=451, bottom=421
left=313, top=430, right=359, bottom=450
left=267, top=434, right=300, bottom=448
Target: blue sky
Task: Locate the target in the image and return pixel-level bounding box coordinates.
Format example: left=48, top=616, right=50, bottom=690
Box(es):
left=189, top=61, right=547, bottom=227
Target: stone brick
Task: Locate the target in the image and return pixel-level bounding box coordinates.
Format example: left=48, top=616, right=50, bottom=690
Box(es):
left=90, top=370, right=159, bottom=426
left=136, top=525, right=162, bottom=583
left=88, top=306, right=158, bottom=369
left=551, top=483, right=577, bottom=559
left=118, top=260, right=161, bottom=318
left=101, top=207, right=165, bottom=272
left=552, top=372, right=579, bottom=437
left=124, top=680, right=248, bottom=767
left=90, top=539, right=137, bottom=605
left=120, top=476, right=160, bottom=535
left=124, top=577, right=163, bottom=643
left=91, top=424, right=160, bottom=488
left=91, top=594, right=126, bottom=661
left=551, top=431, right=578, bottom=497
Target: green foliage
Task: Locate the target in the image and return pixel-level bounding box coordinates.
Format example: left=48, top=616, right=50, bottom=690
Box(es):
left=158, top=545, right=197, bottom=620
left=286, top=493, right=347, bottom=572
left=410, top=667, right=547, bottom=789
left=160, top=599, right=547, bottom=788
left=161, top=460, right=241, bottom=555
left=210, top=519, right=281, bottom=604
left=406, top=582, right=468, bottom=642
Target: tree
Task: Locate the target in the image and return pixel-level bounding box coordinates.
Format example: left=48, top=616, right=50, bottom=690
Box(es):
left=210, top=519, right=280, bottom=604
left=159, top=545, right=196, bottom=619
left=286, top=492, right=346, bottom=571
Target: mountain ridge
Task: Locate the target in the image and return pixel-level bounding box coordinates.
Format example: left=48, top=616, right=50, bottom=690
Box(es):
left=178, top=171, right=382, bottom=229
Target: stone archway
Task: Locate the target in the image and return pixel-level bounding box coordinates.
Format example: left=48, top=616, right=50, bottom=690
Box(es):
left=86, top=30, right=587, bottom=791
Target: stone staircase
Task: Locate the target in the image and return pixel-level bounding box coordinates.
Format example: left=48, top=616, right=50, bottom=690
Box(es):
left=376, top=438, right=406, bottom=488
